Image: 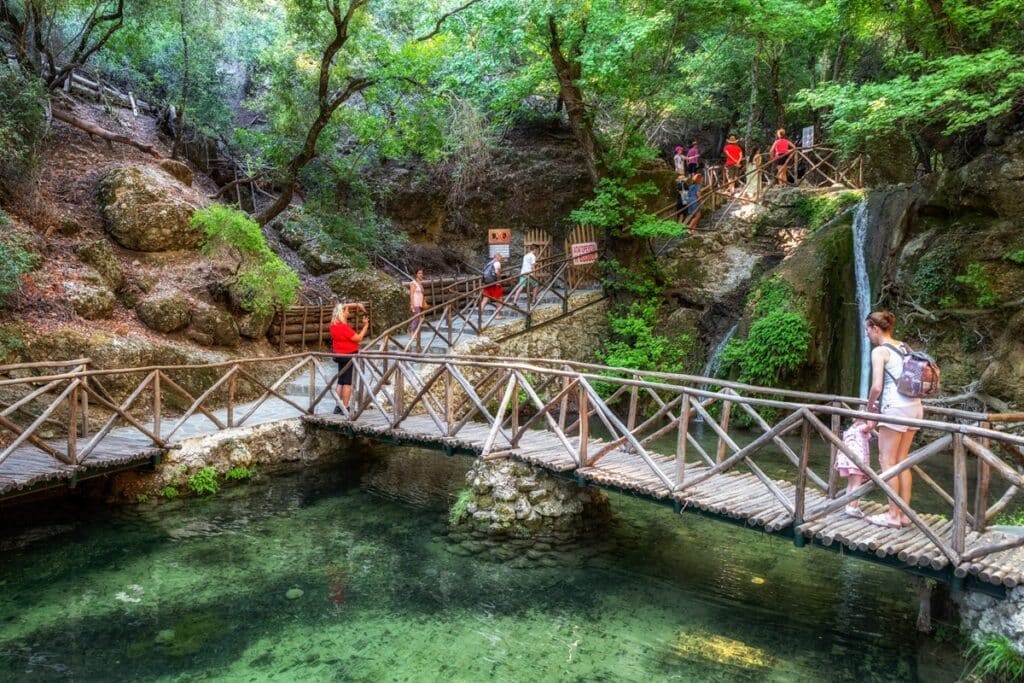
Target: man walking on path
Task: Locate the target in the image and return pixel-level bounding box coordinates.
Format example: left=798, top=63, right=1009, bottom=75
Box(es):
left=723, top=135, right=743, bottom=193
left=514, top=245, right=540, bottom=309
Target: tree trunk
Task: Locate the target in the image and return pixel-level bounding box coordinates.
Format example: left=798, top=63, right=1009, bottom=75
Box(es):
left=171, top=0, right=190, bottom=160
left=52, top=107, right=164, bottom=158
left=744, top=37, right=762, bottom=152
left=768, top=46, right=784, bottom=129
left=547, top=15, right=603, bottom=186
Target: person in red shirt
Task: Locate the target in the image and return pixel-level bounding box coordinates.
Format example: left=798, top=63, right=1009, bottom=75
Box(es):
left=329, top=302, right=369, bottom=414
left=770, top=128, right=796, bottom=185
left=722, top=135, right=743, bottom=193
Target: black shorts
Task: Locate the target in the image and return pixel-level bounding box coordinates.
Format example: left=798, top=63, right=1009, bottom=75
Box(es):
left=686, top=162, right=698, bottom=173
left=334, top=355, right=355, bottom=386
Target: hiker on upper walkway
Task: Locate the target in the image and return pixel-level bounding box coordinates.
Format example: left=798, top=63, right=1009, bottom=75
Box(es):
left=481, top=253, right=506, bottom=320
left=686, top=141, right=700, bottom=173
left=675, top=172, right=689, bottom=224
left=723, top=135, right=743, bottom=193
left=684, top=172, right=703, bottom=231
left=409, top=269, right=427, bottom=351
left=673, top=146, right=686, bottom=173
left=770, top=129, right=796, bottom=185
left=862, top=310, right=923, bottom=529
left=513, top=245, right=540, bottom=309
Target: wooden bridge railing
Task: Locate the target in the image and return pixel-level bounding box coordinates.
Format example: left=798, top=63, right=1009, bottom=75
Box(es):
left=3, top=350, right=1023, bottom=580
left=367, top=247, right=603, bottom=354
left=338, top=351, right=1024, bottom=576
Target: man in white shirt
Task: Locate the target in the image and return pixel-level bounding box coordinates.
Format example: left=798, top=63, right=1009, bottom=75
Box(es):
left=514, top=245, right=539, bottom=309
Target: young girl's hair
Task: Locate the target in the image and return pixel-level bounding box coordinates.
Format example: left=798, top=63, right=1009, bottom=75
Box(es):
left=866, top=310, right=896, bottom=332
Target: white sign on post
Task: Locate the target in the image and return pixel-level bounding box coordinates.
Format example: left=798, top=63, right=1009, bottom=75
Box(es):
left=488, top=244, right=510, bottom=259
left=801, top=125, right=815, bottom=149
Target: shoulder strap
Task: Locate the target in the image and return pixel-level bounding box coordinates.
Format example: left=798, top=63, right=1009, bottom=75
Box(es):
left=882, top=342, right=907, bottom=357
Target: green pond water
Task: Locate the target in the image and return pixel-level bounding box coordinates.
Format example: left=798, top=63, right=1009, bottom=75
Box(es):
left=0, top=443, right=967, bottom=682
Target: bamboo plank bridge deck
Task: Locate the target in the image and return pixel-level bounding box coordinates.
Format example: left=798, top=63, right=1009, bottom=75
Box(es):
left=3, top=351, right=1024, bottom=598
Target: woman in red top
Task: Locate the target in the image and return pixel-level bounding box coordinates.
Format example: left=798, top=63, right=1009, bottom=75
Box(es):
left=329, top=302, right=369, bottom=413
left=770, top=128, right=795, bottom=185
left=722, top=135, right=743, bottom=193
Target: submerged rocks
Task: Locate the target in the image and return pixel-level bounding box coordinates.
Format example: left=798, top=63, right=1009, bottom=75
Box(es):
left=97, top=166, right=205, bottom=251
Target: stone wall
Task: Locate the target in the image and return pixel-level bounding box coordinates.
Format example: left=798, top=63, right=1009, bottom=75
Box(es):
left=956, top=586, right=1024, bottom=657
left=486, top=294, right=609, bottom=360
left=452, top=459, right=610, bottom=540
left=107, top=419, right=354, bottom=502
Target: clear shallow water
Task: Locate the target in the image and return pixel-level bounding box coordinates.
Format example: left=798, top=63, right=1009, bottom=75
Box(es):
left=0, top=447, right=963, bottom=682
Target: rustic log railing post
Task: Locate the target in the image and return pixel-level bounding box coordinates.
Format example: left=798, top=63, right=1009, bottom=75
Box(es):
left=445, top=366, right=454, bottom=436
left=827, top=405, right=840, bottom=498
left=716, top=399, right=732, bottom=464
left=973, top=420, right=991, bottom=532
left=510, top=373, right=520, bottom=446
left=676, top=393, right=690, bottom=487
left=308, top=357, right=316, bottom=414
left=794, top=414, right=812, bottom=533
left=558, top=375, right=570, bottom=433
left=80, top=373, right=89, bottom=440
left=67, top=381, right=79, bottom=465
left=153, top=371, right=162, bottom=439
left=578, top=382, right=589, bottom=466
left=392, top=365, right=405, bottom=427
left=952, top=433, right=968, bottom=556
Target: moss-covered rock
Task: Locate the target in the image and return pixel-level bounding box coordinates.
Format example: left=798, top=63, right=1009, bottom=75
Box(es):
left=159, top=159, right=194, bottom=186
left=325, top=268, right=407, bottom=330
left=236, top=309, right=274, bottom=340
left=298, top=240, right=352, bottom=275
left=188, top=303, right=240, bottom=348
left=97, top=166, right=205, bottom=251
left=75, top=239, right=124, bottom=291
left=66, top=278, right=116, bottom=320
left=136, top=291, right=192, bottom=333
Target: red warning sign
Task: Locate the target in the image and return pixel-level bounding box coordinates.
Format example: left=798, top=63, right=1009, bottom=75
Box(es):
left=488, top=228, right=511, bottom=244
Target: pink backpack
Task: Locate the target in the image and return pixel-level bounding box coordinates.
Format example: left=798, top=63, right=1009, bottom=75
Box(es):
left=884, top=343, right=941, bottom=398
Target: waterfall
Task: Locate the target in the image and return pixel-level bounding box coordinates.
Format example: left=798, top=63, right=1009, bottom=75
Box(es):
left=701, top=324, right=738, bottom=384
left=852, top=200, right=871, bottom=398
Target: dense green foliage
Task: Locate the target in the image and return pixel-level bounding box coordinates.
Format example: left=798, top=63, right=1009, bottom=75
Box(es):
left=0, top=66, right=48, bottom=188
left=721, top=277, right=812, bottom=386
left=187, top=466, right=220, bottom=496
left=793, top=192, right=862, bottom=231
left=224, top=465, right=256, bottom=481
left=449, top=489, right=472, bottom=526
left=953, top=262, right=998, bottom=308
left=194, top=205, right=300, bottom=316
left=0, top=232, right=39, bottom=307
left=912, top=241, right=961, bottom=306
left=598, top=301, right=691, bottom=377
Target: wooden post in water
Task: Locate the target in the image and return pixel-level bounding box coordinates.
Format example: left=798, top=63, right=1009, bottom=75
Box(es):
left=952, top=433, right=968, bottom=555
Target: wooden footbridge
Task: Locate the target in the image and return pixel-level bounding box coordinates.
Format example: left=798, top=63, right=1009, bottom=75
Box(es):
left=3, top=347, right=1023, bottom=595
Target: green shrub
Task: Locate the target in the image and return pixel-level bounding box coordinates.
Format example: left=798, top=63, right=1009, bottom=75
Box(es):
left=793, top=191, right=862, bottom=230
left=954, top=262, right=998, bottom=308
left=187, top=466, right=220, bottom=496
left=224, top=465, right=256, bottom=481
left=449, top=489, right=472, bottom=526
left=1003, top=249, right=1024, bottom=265
left=194, top=205, right=300, bottom=317
left=995, top=508, right=1024, bottom=527
left=912, top=242, right=959, bottom=306
left=0, top=327, right=23, bottom=357
left=721, top=277, right=812, bottom=387
left=161, top=486, right=179, bottom=499
left=0, top=66, right=48, bottom=186
left=136, top=494, right=150, bottom=503
left=0, top=233, right=39, bottom=306
left=966, top=635, right=1024, bottom=683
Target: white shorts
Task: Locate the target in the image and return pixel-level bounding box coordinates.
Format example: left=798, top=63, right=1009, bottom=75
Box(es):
left=880, top=403, right=923, bottom=432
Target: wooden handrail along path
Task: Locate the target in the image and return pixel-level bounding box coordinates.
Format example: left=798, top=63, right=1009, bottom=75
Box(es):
left=4, top=348, right=1023, bottom=595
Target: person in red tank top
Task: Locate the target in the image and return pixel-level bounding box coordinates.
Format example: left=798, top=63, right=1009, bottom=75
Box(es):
left=722, top=135, right=743, bottom=193
left=329, top=302, right=369, bottom=414
left=770, top=128, right=795, bottom=185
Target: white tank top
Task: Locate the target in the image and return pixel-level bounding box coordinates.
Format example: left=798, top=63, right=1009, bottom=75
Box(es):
left=882, top=344, right=921, bottom=409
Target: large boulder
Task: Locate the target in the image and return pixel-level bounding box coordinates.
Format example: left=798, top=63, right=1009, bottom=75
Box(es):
left=188, top=303, right=240, bottom=348
left=66, top=277, right=116, bottom=320
left=136, top=291, right=192, bottom=333
left=159, top=159, right=194, bottom=186
left=236, top=309, right=274, bottom=340
left=97, top=166, right=205, bottom=251
left=325, top=268, right=407, bottom=330
left=298, top=240, right=352, bottom=275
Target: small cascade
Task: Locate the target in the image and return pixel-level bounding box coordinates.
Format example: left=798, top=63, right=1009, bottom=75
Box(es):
left=701, top=324, right=738, bottom=385
left=851, top=200, right=871, bottom=398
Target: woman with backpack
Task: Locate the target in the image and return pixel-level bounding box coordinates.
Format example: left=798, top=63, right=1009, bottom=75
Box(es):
left=862, top=310, right=925, bottom=528
left=480, top=253, right=505, bottom=319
